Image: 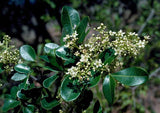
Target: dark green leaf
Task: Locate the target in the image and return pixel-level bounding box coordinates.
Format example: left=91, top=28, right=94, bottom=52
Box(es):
left=60, top=76, right=81, bottom=102
left=22, top=104, right=35, bottom=113
left=93, top=100, right=102, bottom=113
left=39, top=55, right=50, bottom=63
left=0, top=63, right=3, bottom=73
left=18, top=79, right=29, bottom=90
left=44, top=43, right=59, bottom=54
left=111, top=67, right=148, bottom=86
left=104, top=49, right=116, bottom=65
left=89, top=75, right=101, bottom=88
left=77, top=17, right=89, bottom=44
left=2, top=99, right=20, bottom=112
left=20, top=45, right=36, bottom=61
left=103, top=75, right=116, bottom=105
left=60, top=6, right=80, bottom=45
left=14, top=64, right=31, bottom=74
left=11, top=86, right=18, bottom=99
left=17, top=90, right=28, bottom=100
left=43, top=74, right=59, bottom=88
left=41, top=98, right=59, bottom=110
left=11, top=73, right=27, bottom=81
left=48, top=50, right=63, bottom=71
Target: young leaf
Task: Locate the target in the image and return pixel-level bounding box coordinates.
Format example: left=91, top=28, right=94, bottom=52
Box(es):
left=111, top=67, right=148, bottom=86
left=22, top=104, right=35, bottom=113
left=44, top=43, right=59, bottom=54
left=60, top=76, right=81, bottom=102
left=77, top=16, right=89, bottom=44
left=103, top=75, right=116, bottom=105
left=14, top=64, right=31, bottom=74
left=43, top=74, right=59, bottom=88
left=11, top=73, right=27, bottom=81
left=60, top=6, right=80, bottom=45
left=2, top=99, right=20, bottom=112
left=20, top=45, right=36, bottom=61
left=41, top=98, right=59, bottom=110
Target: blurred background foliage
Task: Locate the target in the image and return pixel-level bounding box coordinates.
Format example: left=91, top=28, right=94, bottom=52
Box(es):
left=0, top=0, right=160, bottom=113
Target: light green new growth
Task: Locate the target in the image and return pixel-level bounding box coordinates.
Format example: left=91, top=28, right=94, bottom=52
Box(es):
left=64, top=23, right=149, bottom=82
left=0, top=35, right=20, bottom=72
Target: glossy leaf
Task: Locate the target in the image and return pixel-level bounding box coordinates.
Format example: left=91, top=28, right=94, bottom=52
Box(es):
left=11, top=73, right=27, bottom=81
left=77, top=16, right=89, bottom=44
left=44, top=43, right=59, bottom=54
left=103, top=75, right=116, bottom=105
left=112, top=67, right=148, bottom=86
left=43, top=74, right=59, bottom=88
left=20, top=45, right=36, bottom=61
left=14, top=64, right=31, bottom=74
left=60, top=6, right=80, bottom=45
left=55, top=46, right=75, bottom=63
left=41, top=98, right=59, bottom=110
left=17, top=90, right=28, bottom=100
left=2, top=99, right=20, bottom=112
left=61, top=76, right=81, bottom=102
left=22, top=104, right=35, bottom=113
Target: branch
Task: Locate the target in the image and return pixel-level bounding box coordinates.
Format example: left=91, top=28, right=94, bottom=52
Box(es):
left=138, top=9, right=155, bottom=35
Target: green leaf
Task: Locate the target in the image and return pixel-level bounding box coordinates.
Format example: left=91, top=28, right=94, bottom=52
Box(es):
left=77, top=16, right=89, bottom=44
left=14, top=64, right=31, bottom=74
left=39, top=55, right=50, bottom=63
left=44, top=43, right=59, bottom=54
left=17, top=90, right=28, bottom=100
left=2, top=99, right=20, bottom=112
left=104, top=49, right=116, bottom=65
left=43, top=74, right=59, bottom=88
left=48, top=50, right=63, bottom=71
left=103, top=75, right=116, bottom=105
left=111, top=67, right=148, bottom=86
left=11, top=73, right=27, bottom=81
left=56, top=46, right=75, bottom=63
left=10, top=86, right=19, bottom=99
left=20, top=45, right=36, bottom=61
left=60, top=6, right=80, bottom=45
left=41, top=98, right=59, bottom=110
left=22, top=104, right=35, bottom=113
left=88, top=70, right=101, bottom=87
left=0, top=63, right=4, bottom=73
left=93, top=100, right=102, bottom=113
left=60, top=76, right=81, bottom=102
left=18, top=79, right=29, bottom=90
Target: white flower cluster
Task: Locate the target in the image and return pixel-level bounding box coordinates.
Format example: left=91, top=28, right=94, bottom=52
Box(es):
left=0, top=35, right=20, bottom=72
left=63, top=31, right=78, bottom=50
left=64, top=23, right=149, bottom=82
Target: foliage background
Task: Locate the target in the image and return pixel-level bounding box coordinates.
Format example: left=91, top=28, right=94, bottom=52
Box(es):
left=0, top=0, right=160, bottom=112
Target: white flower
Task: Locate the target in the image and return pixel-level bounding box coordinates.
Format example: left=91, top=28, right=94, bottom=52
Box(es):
left=80, top=54, right=89, bottom=62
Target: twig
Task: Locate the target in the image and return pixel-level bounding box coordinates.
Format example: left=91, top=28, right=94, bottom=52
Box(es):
left=149, top=67, right=160, bottom=78
left=138, top=9, right=155, bottom=35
